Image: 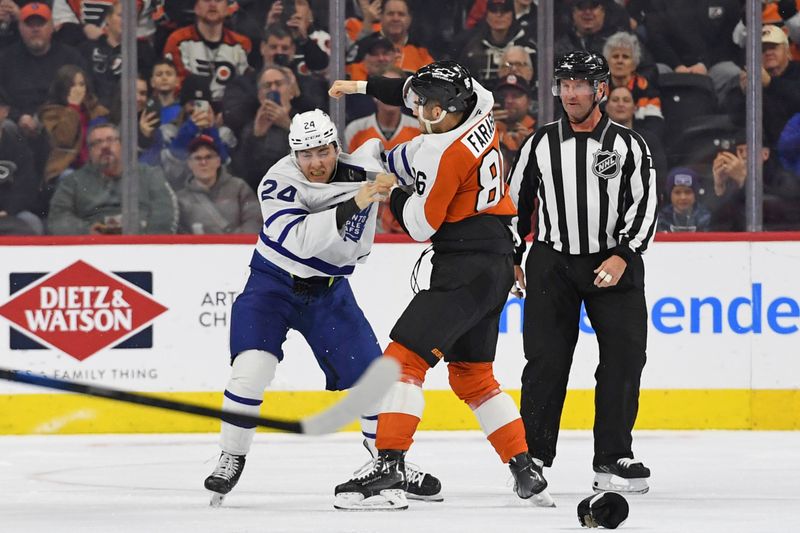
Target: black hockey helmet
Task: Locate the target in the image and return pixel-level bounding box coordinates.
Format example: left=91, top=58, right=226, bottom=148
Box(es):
left=577, top=492, right=629, bottom=529
left=552, top=51, right=609, bottom=97
left=407, top=60, right=475, bottom=113
left=554, top=50, right=609, bottom=82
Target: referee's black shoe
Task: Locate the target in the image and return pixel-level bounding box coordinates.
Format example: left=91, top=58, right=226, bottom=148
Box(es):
left=593, top=458, right=650, bottom=494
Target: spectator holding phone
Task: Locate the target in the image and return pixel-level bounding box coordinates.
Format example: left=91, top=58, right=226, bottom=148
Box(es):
left=147, top=75, right=233, bottom=190
left=708, top=129, right=800, bottom=230
left=223, top=23, right=326, bottom=138
left=264, top=0, right=329, bottom=72
left=232, top=66, right=296, bottom=192
left=138, top=60, right=183, bottom=153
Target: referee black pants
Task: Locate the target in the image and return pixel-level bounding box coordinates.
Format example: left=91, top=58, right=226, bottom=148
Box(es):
left=520, top=243, right=647, bottom=468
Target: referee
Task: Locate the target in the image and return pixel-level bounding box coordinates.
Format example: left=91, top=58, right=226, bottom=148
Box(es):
left=507, top=51, right=657, bottom=494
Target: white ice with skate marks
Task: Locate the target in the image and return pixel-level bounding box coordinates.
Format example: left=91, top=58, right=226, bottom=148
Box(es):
left=1, top=431, right=798, bottom=532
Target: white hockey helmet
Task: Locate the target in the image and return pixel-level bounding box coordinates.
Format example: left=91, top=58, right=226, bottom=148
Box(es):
left=288, top=109, right=340, bottom=164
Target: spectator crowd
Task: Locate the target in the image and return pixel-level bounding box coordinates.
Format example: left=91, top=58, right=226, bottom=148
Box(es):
left=0, top=0, right=798, bottom=236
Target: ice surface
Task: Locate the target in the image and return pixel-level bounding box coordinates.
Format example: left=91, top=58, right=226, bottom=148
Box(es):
left=1, top=430, right=797, bottom=532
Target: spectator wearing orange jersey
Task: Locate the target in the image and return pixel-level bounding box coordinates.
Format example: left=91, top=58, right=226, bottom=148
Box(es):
left=348, top=0, right=433, bottom=80
left=163, top=0, right=252, bottom=103
left=345, top=0, right=382, bottom=43
left=346, top=32, right=397, bottom=82
left=345, top=33, right=397, bottom=122
left=492, top=74, right=535, bottom=172
left=603, top=31, right=664, bottom=141
left=344, top=67, right=418, bottom=232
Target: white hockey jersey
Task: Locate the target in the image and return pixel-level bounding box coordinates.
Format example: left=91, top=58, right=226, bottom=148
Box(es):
left=254, top=139, right=386, bottom=278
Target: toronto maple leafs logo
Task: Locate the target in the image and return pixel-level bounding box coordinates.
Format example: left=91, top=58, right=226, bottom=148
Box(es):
left=343, top=205, right=372, bottom=242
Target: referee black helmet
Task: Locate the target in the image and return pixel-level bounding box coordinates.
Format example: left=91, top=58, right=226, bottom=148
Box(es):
left=552, top=51, right=609, bottom=96
left=408, top=60, right=475, bottom=113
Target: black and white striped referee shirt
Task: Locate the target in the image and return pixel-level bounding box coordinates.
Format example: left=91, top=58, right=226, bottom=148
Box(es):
left=508, top=115, right=658, bottom=264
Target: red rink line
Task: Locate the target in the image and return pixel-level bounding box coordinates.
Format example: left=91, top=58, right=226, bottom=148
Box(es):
left=0, top=232, right=798, bottom=246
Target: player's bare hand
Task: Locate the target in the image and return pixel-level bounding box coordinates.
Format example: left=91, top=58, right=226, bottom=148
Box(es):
left=511, top=265, right=526, bottom=298
left=593, top=255, right=627, bottom=288
left=329, top=80, right=359, bottom=98
left=354, top=182, right=387, bottom=208
left=373, top=172, right=397, bottom=189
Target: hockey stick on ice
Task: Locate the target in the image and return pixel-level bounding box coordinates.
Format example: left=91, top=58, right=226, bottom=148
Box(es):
left=0, top=357, right=399, bottom=435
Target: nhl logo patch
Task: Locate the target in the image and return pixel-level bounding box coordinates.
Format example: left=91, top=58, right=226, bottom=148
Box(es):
left=592, top=150, right=621, bottom=180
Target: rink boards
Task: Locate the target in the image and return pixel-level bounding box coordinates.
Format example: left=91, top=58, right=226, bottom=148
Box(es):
left=0, top=235, right=798, bottom=433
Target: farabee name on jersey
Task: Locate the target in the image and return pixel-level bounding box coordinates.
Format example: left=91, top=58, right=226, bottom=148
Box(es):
left=461, top=111, right=496, bottom=157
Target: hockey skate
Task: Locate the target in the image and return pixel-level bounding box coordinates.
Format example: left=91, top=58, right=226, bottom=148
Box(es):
left=334, top=450, right=409, bottom=510
left=204, top=452, right=246, bottom=507
left=360, top=440, right=442, bottom=502
left=593, top=458, right=651, bottom=494
left=509, top=453, right=555, bottom=507
left=404, top=462, right=443, bottom=502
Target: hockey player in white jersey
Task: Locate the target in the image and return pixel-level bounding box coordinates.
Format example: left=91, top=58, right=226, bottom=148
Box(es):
left=203, top=109, right=442, bottom=506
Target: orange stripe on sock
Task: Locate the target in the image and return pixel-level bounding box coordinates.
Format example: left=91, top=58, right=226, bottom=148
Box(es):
left=487, top=418, right=528, bottom=463
left=448, top=362, right=500, bottom=405
left=376, top=412, right=420, bottom=451
left=385, top=341, right=429, bottom=384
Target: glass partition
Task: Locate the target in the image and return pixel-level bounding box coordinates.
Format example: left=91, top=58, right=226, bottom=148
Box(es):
left=0, top=0, right=797, bottom=238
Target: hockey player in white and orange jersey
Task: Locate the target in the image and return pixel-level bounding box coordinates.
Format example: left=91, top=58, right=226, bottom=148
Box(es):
left=328, top=61, right=554, bottom=511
